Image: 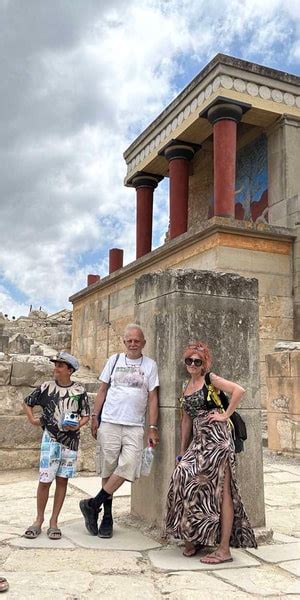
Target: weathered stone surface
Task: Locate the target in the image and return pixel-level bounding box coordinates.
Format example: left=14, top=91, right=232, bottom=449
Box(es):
left=0, top=385, right=33, bottom=415
left=8, top=333, right=32, bottom=354
left=219, top=564, right=300, bottom=596
left=10, top=356, right=53, bottom=386
left=266, top=352, right=291, bottom=378
left=0, top=448, right=39, bottom=470
left=0, top=571, right=92, bottom=599
left=247, top=541, right=300, bottom=563
left=0, top=361, right=12, bottom=385
left=77, top=423, right=97, bottom=472
left=157, top=572, right=252, bottom=599
left=0, top=416, right=41, bottom=448
left=133, top=269, right=264, bottom=529
left=4, top=548, right=142, bottom=573
left=91, top=575, right=156, bottom=599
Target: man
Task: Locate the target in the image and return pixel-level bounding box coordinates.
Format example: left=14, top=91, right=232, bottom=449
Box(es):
left=23, top=351, right=90, bottom=539
left=79, top=323, right=159, bottom=538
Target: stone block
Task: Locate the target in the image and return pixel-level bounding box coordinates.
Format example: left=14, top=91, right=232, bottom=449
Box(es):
left=8, top=333, right=32, bottom=354
left=255, top=273, right=292, bottom=297
left=0, top=416, right=42, bottom=448
left=291, top=351, right=300, bottom=377
left=217, top=247, right=292, bottom=277
left=134, top=269, right=265, bottom=529
left=265, top=352, right=291, bottom=378
left=259, top=295, right=293, bottom=318
left=267, top=412, right=300, bottom=453
left=266, top=376, right=299, bottom=415
left=0, top=448, right=39, bottom=470
left=0, top=385, right=33, bottom=415
left=287, top=194, right=300, bottom=215
left=0, top=361, right=12, bottom=385
left=268, top=200, right=287, bottom=224
left=259, top=316, right=294, bottom=340
left=10, top=356, right=54, bottom=386
left=77, top=424, right=97, bottom=472
left=131, top=406, right=179, bottom=528
left=0, top=336, right=9, bottom=352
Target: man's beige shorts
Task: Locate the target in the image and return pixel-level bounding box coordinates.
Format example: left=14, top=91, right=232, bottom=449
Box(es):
left=96, top=422, right=144, bottom=482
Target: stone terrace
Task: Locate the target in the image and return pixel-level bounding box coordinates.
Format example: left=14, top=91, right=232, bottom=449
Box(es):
left=0, top=449, right=300, bottom=599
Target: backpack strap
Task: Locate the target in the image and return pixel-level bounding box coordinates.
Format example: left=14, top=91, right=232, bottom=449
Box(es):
left=204, top=371, right=223, bottom=409
left=108, top=353, right=120, bottom=386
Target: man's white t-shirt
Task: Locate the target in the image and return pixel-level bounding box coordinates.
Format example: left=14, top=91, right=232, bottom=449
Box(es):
left=99, top=352, right=159, bottom=426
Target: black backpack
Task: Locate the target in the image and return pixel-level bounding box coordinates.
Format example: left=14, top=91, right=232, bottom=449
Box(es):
left=204, top=372, right=247, bottom=453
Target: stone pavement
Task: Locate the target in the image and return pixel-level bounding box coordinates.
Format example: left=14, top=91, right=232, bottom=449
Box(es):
left=0, top=449, right=300, bottom=599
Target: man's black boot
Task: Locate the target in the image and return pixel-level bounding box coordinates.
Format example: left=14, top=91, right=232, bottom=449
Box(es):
left=79, top=499, right=99, bottom=536
left=98, top=498, right=113, bottom=538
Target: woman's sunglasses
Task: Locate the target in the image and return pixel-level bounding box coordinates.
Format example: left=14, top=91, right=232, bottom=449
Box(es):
left=184, top=357, right=203, bottom=367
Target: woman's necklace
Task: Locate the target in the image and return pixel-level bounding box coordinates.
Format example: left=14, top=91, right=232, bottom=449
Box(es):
left=125, top=354, right=143, bottom=367
left=186, top=377, right=204, bottom=393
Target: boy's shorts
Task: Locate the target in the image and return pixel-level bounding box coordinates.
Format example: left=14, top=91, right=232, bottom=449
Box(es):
left=39, top=430, right=77, bottom=483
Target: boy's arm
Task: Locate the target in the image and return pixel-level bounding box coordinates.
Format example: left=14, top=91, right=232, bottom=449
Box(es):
left=23, top=402, right=41, bottom=427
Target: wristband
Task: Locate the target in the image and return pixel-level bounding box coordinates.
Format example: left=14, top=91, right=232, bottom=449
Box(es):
left=91, top=413, right=99, bottom=418
left=176, top=455, right=183, bottom=462
left=149, top=425, right=158, bottom=430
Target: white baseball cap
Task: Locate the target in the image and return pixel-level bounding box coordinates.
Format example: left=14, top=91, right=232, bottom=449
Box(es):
left=50, top=351, right=79, bottom=371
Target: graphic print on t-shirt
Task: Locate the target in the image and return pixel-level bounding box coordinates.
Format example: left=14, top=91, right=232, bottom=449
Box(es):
left=114, top=366, right=144, bottom=389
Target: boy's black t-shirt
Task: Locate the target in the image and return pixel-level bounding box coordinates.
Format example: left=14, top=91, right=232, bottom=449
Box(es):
left=24, top=380, right=90, bottom=451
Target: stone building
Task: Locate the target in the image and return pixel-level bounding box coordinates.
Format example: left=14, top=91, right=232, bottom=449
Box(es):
left=69, top=54, right=300, bottom=525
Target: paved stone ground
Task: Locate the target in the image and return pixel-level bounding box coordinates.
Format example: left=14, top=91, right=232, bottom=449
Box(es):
left=0, top=449, right=300, bottom=599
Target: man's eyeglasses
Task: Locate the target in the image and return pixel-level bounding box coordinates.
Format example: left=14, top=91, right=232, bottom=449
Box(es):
left=185, top=357, right=203, bottom=367
left=124, top=338, right=143, bottom=344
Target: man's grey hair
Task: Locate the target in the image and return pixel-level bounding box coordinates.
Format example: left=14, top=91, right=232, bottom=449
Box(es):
left=123, top=323, right=145, bottom=339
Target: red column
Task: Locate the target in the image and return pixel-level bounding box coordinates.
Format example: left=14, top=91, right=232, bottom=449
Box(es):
left=109, top=248, right=123, bottom=274
left=87, top=274, right=100, bottom=286
left=131, top=174, right=162, bottom=259
left=164, top=143, right=197, bottom=239
left=207, top=103, right=243, bottom=218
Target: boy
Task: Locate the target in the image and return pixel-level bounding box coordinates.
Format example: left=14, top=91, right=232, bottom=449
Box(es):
left=23, top=351, right=90, bottom=539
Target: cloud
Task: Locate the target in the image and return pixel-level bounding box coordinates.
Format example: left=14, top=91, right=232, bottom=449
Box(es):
left=0, top=0, right=299, bottom=317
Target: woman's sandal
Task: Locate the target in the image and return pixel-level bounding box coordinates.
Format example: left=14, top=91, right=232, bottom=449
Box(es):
left=0, top=577, right=9, bottom=593
left=47, top=527, right=62, bottom=540
left=23, top=525, right=42, bottom=539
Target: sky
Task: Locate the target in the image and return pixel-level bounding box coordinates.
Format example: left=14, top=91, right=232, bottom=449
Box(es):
left=0, top=0, right=299, bottom=317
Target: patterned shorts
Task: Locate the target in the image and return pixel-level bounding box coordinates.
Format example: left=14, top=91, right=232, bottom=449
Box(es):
left=39, top=430, right=77, bottom=483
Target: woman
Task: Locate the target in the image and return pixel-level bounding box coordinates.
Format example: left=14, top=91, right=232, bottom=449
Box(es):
left=164, top=341, right=257, bottom=564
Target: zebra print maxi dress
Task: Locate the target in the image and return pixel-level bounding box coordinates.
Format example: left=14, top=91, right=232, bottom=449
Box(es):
left=164, top=387, right=257, bottom=548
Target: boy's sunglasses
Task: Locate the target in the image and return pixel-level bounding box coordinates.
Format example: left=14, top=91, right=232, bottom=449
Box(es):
left=184, top=358, right=203, bottom=367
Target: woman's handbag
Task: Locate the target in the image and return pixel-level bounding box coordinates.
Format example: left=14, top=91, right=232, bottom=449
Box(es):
left=204, top=373, right=247, bottom=453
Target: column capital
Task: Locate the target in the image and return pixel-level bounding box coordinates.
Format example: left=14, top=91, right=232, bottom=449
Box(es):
left=159, top=139, right=201, bottom=162
left=200, top=96, right=251, bottom=124
left=128, top=171, right=163, bottom=189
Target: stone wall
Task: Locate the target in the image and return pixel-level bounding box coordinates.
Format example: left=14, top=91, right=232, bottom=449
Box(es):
left=0, top=309, right=72, bottom=353
left=266, top=344, right=300, bottom=455
left=0, top=354, right=99, bottom=471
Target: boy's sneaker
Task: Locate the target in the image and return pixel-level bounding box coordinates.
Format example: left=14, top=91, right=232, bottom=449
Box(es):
left=79, top=499, right=98, bottom=536
left=98, top=515, right=113, bottom=538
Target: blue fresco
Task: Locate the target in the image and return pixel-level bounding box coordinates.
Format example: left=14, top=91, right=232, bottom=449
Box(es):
left=235, top=134, right=268, bottom=222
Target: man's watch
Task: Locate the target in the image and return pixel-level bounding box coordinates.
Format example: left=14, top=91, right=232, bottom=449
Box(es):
left=148, top=425, right=158, bottom=430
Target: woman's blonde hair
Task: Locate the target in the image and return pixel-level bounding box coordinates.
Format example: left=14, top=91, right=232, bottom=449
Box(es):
left=182, top=340, right=212, bottom=374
